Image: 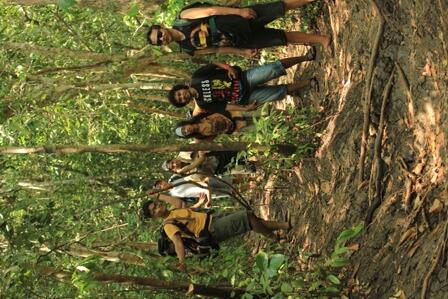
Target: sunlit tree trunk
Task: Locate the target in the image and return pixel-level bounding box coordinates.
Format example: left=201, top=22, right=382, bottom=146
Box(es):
left=5, top=0, right=163, bottom=16
left=0, top=143, right=297, bottom=155
left=2, top=42, right=124, bottom=62
left=128, top=102, right=184, bottom=119
left=36, top=265, right=250, bottom=298
left=40, top=244, right=145, bottom=266
left=0, top=143, right=265, bottom=154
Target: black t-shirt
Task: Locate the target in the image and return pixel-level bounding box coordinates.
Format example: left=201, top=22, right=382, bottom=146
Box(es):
left=174, top=6, right=251, bottom=55
left=191, top=64, right=247, bottom=111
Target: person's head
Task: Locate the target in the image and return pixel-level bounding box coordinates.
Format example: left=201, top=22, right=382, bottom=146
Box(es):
left=154, top=179, right=171, bottom=190
left=168, top=84, right=192, bottom=107
left=147, top=25, right=173, bottom=46
left=175, top=123, right=197, bottom=138
left=162, top=159, right=184, bottom=172
left=141, top=200, right=167, bottom=219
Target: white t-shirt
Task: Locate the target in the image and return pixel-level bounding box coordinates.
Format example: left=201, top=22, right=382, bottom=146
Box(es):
left=168, top=175, right=226, bottom=199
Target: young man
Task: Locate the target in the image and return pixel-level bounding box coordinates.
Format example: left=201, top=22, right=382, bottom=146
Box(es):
left=141, top=198, right=290, bottom=271
left=167, top=53, right=318, bottom=112
left=147, top=0, right=330, bottom=57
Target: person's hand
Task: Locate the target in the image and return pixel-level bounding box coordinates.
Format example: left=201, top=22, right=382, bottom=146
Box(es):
left=227, top=67, right=238, bottom=79
left=244, top=102, right=258, bottom=111
left=198, top=192, right=208, bottom=202
left=242, top=49, right=259, bottom=57
left=239, top=8, right=257, bottom=19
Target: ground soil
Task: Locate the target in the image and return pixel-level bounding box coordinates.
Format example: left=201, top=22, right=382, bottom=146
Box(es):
left=255, top=1, right=448, bottom=298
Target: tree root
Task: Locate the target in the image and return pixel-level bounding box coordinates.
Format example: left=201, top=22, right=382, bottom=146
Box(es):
left=395, top=62, right=415, bottom=128
left=420, top=218, right=448, bottom=299
left=358, top=0, right=385, bottom=183
left=365, top=69, right=394, bottom=226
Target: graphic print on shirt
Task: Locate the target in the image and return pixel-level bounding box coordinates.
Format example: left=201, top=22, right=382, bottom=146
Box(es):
left=199, top=79, right=241, bottom=103
left=189, top=23, right=209, bottom=49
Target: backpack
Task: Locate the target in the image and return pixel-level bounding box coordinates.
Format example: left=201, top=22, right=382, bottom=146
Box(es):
left=157, top=213, right=219, bottom=257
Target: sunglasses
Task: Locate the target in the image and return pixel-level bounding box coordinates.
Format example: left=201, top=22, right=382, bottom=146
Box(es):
left=155, top=30, right=163, bottom=45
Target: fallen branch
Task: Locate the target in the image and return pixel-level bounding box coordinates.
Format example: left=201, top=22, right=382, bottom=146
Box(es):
left=357, top=0, right=385, bottom=183
left=365, top=69, right=394, bottom=226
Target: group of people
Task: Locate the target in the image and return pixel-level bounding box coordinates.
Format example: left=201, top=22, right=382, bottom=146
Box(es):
left=141, top=0, right=329, bottom=271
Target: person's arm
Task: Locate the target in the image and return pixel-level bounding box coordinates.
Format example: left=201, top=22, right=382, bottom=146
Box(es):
left=193, top=47, right=258, bottom=57
left=158, top=194, right=185, bottom=209
left=180, top=6, right=257, bottom=19
left=189, top=192, right=207, bottom=209
left=179, top=151, right=206, bottom=174
left=170, top=232, right=187, bottom=271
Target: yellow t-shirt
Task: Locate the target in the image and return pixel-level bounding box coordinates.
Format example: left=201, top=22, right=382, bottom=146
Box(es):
left=163, top=209, right=208, bottom=240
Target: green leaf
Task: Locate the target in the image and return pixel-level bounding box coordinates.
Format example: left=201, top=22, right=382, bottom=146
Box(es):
left=326, top=274, right=341, bottom=285
left=309, top=280, right=323, bottom=291
left=325, top=286, right=340, bottom=294
left=127, top=2, right=139, bottom=17
left=269, top=254, right=286, bottom=271
left=281, top=282, right=293, bottom=293
left=58, top=0, right=75, bottom=10
left=335, top=223, right=363, bottom=247
left=329, top=257, right=349, bottom=267
left=255, top=251, right=268, bottom=271
left=331, top=246, right=349, bottom=258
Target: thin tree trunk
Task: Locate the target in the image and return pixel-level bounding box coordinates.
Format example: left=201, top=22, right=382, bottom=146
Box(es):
left=5, top=0, right=162, bottom=16
left=0, top=143, right=270, bottom=154
left=40, top=244, right=145, bottom=266
left=36, top=265, right=250, bottom=298
left=128, top=102, right=184, bottom=119
left=0, top=143, right=297, bottom=155
left=2, top=42, right=124, bottom=62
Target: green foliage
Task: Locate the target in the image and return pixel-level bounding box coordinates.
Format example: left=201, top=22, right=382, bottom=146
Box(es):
left=59, top=0, right=76, bottom=11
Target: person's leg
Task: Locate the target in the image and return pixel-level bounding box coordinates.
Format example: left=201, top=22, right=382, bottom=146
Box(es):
left=285, top=31, right=331, bottom=49
left=248, top=213, right=289, bottom=240
left=286, top=77, right=318, bottom=94
left=280, top=48, right=316, bottom=69
left=249, top=1, right=286, bottom=28
left=283, top=0, right=315, bottom=11
left=243, top=61, right=287, bottom=89
left=248, top=213, right=276, bottom=240
left=247, top=85, right=288, bottom=105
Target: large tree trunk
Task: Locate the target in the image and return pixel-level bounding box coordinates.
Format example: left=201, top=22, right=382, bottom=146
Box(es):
left=37, top=265, right=251, bottom=298
left=0, top=143, right=297, bottom=155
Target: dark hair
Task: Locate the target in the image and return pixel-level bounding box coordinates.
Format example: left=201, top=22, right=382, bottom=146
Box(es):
left=168, top=84, right=190, bottom=107
left=153, top=180, right=164, bottom=189
left=147, top=25, right=162, bottom=45
left=141, top=200, right=154, bottom=219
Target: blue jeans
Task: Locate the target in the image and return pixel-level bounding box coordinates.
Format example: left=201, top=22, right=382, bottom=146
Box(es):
left=241, top=60, right=288, bottom=105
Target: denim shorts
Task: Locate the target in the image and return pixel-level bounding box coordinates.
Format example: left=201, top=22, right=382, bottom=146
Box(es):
left=240, top=60, right=288, bottom=105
